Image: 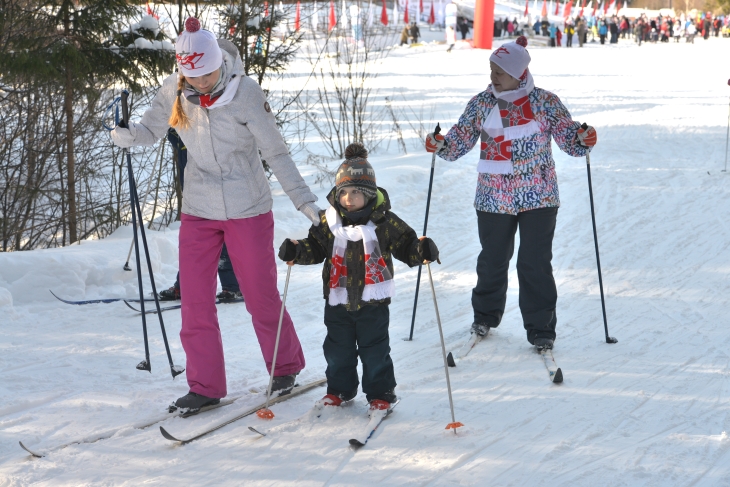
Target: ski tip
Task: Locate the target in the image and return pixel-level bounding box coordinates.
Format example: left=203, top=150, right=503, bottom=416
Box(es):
left=19, top=441, right=44, bottom=458
left=349, top=439, right=365, bottom=448
left=248, top=426, right=266, bottom=437
left=447, top=352, right=456, bottom=367
left=159, top=426, right=181, bottom=442
left=553, top=368, right=563, bottom=384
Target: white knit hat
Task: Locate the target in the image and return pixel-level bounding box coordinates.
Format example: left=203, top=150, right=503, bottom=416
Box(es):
left=175, top=17, right=222, bottom=77
left=489, top=36, right=531, bottom=80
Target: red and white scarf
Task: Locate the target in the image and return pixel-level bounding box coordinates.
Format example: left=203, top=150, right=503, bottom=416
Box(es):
left=478, top=71, right=539, bottom=174
left=183, top=51, right=240, bottom=109
left=326, top=206, right=394, bottom=306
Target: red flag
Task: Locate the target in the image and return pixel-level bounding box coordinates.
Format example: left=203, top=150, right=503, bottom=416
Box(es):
left=603, top=0, right=609, bottom=15
left=328, top=0, right=336, bottom=30
left=381, top=0, right=389, bottom=25
left=579, top=0, right=585, bottom=16
left=554, top=0, right=560, bottom=15
left=541, top=0, right=548, bottom=17
left=295, top=0, right=301, bottom=30
left=524, top=0, right=529, bottom=15
left=563, top=0, right=572, bottom=18
left=420, top=0, right=424, bottom=13
left=145, top=2, right=159, bottom=20
left=404, top=2, right=409, bottom=23
left=265, top=1, right=269, bottom=17
left=429, top=1, right=435, bottom=23
left=592, top=1, right=599, bottom=17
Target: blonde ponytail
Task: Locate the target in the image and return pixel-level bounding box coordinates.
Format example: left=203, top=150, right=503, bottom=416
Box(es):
left=168, top=75, right=190, bottom=129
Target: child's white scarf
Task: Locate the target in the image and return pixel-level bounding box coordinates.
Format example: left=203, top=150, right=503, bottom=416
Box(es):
left=326, top=205, right=395, bottom=306
left=478, top=71, right=540, bottom=174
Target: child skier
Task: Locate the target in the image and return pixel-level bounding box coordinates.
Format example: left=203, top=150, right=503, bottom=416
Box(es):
left=278, top=143, right=440, bottom=413
left=425, top=36, right=597, bottom=351
left=111, top=17, right=321, bottom=412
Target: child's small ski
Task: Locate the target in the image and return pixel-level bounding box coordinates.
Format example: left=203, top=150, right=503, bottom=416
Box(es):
left=349, top=400, right=399, bottom=448
left=447, top=330, right=488, bottom=367
left=538, top=348, right=563, bottom=383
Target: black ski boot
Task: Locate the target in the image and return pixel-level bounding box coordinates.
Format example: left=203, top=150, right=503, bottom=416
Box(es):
left=159, top=286, right=180, bottom=301
left=271, top=373, right=298, bottom=395
left=534, top=337, right=554, bottom=350
left=216, top=289, right=243, bottom=302
left=169, top=391, right=220, bottom=414
left=471, top=322, right=491, bottom=337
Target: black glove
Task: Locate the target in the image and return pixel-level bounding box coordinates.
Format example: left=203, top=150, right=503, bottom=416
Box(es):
left=117, top=120, right=128, bottom=129
left=417, top=237, right=440, bottom=263
left=278, top=239, right=298, bottom=262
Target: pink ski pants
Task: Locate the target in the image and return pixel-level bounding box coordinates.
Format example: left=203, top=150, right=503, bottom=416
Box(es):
left=179, top=211, right=305, bottom=398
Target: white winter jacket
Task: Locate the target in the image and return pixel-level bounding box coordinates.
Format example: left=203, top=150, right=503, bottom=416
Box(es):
left=111, top=39, right=317, bottom=221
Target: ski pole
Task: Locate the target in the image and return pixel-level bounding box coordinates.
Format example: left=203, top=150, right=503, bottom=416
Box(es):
left=124, top=137, right=165, bottom=271
left=406, top=122, right=441, bottom=342
left=723, top=78, right=730, bottom=173
left=257, top=265, right=292, bottom=420
left=582, top=124, right=617, bottom=345
left=425, top=262, right=463, bottom=433
left=121, top=90, right=185, bottom=378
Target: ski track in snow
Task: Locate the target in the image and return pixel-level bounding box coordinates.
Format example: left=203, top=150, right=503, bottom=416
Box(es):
left=1, top=37, right=730, bottom=486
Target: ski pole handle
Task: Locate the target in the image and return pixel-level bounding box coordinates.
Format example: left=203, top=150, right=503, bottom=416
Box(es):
left=434, top=122, right=441, bottom=136
left=121, top=90, right=131, bottom=127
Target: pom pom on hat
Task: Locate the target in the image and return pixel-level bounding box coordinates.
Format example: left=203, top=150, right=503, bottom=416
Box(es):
left=175, top=17, right=222, bottom=77
left=344, top=142, right=368, bottom=160
left=489, top=38, right=531, bottom=81
left=185, top=17, right=201, bottom=32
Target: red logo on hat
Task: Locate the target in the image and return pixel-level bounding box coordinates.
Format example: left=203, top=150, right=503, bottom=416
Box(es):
left=176, top=51, right=205, bottom=70
left=493, top=46, right=510, bottom=58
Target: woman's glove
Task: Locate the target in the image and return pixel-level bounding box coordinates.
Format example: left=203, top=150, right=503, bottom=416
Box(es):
left=425, top=132, right=446, bottom=153
left=278, top=238, right=298, bottom=262
left=110, top=122, right=137, bottom=148
left=417, top=237, right=440, bottom=264
left=299, top=202, right=322, bottom=227
left=577, top=124, right=597, bottom=147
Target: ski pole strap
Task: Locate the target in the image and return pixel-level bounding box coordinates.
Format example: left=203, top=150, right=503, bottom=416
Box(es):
left=101, top=96, right=122, bottom=131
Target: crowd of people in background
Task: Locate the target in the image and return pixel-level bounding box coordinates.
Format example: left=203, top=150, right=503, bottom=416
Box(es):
left=531, top=11, right=729, bottom=48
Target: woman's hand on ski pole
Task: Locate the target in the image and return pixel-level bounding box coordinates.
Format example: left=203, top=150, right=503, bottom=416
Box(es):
left=278, top=239, right=299, bottom=266
left=577, top=123, right=597, bottom=147
left=418, top=236, right=441, bottom=264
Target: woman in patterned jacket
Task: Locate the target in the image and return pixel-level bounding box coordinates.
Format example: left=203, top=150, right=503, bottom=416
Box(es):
left=425, top=36, right=597, bottom=350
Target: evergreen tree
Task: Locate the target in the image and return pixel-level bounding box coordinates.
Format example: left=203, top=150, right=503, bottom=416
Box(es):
left=0, top=0, right=174, bottom=244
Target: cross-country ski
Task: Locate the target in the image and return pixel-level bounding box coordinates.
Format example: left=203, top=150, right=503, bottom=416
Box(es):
left=349, top=400, right=400, bottom=448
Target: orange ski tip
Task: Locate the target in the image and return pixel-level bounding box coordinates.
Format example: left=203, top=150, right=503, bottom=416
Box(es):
left=445, top=422, right=464, bottom=430
left=256, top=408, right=275, bottom=419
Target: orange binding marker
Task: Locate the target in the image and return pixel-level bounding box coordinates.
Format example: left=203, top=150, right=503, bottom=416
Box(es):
left=446, top=422, right=464, bottom=430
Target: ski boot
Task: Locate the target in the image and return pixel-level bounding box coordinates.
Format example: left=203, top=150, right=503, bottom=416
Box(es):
left=216, top=289, right=243, bottom=302
left=534, top=337, right=554, bottom=351
left=169, top=391, right=220, bottom=414
left=158, top=286, right=180, bottom=301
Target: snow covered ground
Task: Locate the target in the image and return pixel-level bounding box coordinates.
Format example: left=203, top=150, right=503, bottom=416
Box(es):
left=2, top=37, right=730, bottom=486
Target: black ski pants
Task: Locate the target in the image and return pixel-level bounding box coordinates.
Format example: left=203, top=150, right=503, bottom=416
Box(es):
left=323, top=303, right=396, bottom=402
left=472, top=207, right=558, bottom=344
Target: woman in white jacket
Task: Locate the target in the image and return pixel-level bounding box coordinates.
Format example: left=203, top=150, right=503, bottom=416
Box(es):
left=112, top=18, right=321, bottom=412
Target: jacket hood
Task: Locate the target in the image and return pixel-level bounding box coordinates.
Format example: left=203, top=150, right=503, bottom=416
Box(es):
left=217, top=38, right=245, bottom=78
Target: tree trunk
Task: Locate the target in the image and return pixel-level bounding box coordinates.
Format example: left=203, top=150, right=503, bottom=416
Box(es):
left=63, top=5, right=78, bottom=244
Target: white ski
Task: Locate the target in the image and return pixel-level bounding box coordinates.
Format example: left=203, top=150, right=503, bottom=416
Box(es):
left=160, top=378, right=327, bottom=444
left=539, top=348, right=563, bottom=383
left=349, top=400, right=400, bottom=448
left=447, top=330, right=488, bottom=367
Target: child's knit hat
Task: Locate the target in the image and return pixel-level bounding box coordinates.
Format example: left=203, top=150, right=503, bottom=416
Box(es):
left=335, top=143, right=377, bottom=200
left=489, top=36, right=531, bottom=80
left=175, top=17, right=222, bottom=77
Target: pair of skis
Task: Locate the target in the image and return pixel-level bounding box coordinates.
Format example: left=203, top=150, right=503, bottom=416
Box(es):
left=248, top=397, right=399, bottom=448
left=446, top=330, right=563, bottom=384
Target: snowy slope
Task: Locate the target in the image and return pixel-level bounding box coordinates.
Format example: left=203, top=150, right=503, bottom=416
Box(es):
left=1, top=38, right=730, bottom=486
